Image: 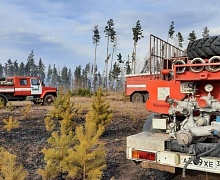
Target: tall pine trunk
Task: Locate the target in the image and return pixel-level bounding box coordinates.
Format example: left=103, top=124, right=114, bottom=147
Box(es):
left=83, top=163, right=86, bottom=180
left=105, top=35, right=110, bottom=89
left=133, top=43, right=137, bottom=74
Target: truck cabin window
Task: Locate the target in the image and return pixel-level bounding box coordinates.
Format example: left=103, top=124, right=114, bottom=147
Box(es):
left=31, top=79, right=40, bottom=86
left=20, top=79, right=27, bottom=86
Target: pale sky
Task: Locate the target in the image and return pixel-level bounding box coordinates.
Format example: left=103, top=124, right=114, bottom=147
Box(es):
left=1, top=0, right=220, bottom=73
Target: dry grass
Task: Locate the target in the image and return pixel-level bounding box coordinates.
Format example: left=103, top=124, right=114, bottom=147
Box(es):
left=0, top=94, right=216, bottom=179
left=71, top=92, right=149, bottom=126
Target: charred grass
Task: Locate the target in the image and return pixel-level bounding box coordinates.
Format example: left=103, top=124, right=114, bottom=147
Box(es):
left=0, top=93, right=218, bottom=179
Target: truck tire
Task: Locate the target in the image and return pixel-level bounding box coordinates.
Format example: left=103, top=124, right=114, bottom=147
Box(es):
left=43, top=94, right=55, bottom=105
left=143, top=93, right=149, bottom=102
left=147, top=169, right=175, bottom=180
left=187, top=35, right=220, bottom=59
left=0, top=96, right=7, bottom=107
left=131, top=93, right=143, bottom=103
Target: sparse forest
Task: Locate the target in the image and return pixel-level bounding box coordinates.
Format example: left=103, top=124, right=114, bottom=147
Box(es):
left=0, top=25, right=211, bottom=119
left=0, top=19, right=211, bottom=92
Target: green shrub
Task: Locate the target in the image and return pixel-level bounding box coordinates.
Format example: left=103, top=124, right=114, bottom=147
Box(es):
left=71, top=88, right=92, bottom=97
left=0, top=99, right=5, bottom=109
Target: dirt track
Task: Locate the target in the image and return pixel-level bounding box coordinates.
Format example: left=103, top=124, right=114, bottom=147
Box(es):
left=0, top=100, right=219, bottom=180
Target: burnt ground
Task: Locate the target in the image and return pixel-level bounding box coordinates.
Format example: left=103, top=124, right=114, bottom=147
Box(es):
left=0, top=101, right=219, bottom=180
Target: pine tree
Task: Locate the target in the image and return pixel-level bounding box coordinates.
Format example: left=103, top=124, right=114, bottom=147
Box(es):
left=20, top=104, right=31, bottom=120
left=7, top=102, right=14, bottom=111
left=202, top=26, right=209, bottom=38
left=64, top=113, right=106, bottom=179
left=132, top=20, right=144, bottom=74
left=0, top=64, right=3, bottom=77
left=51, top=64, right=59, bottom=88
left=44, top=116, right=55, bottom=133
left=2, top=116, right=20, bottom=132
left=81, top=63, right=91, bottom=89
left=0, top=99, right=5, bottom=109
left=44, top=89, right=76, bottom=132
left=188, top=30, right=197, bottom=42
left=74, top=65, right=82, bottom=89
left=4, top=62, right=7, bottom=77
left=93, top=65, right=98, bottom=90
left=38, top=91, right=76, bottom=179
left=110, top=36, right=118, bottom=73
left=61, top=66, right=69, bottom=91
left=13, top=60, right=19, bottom=76
left=38, top=58, right=45, bottom=81
left=167, top=21, right=175, bottom=42
left=39, top=88, right=110, bottom=179
left=46, top=64, right=52, bottom=86
left=110, top=62, right=121, bottom=81
left=109, top=61, right=121, bottom=91
left=37, top=130, right=75, bottom=179
left=62, top=91, right=109, bottom=179
left=176, top=32, right=184, bottom=48
left=6, top=59, right=13, bottom=76
left=92, top=25, right=101, bottom=89
left=104, top=19, right=116, bottom=89
left=67, top=68, right=72, bottom=89
left=109, top=36, right=118, bottom=90
left=91, top=88, right=112, bottom=131
left=125, top=55, right=132, bottom=75
left=26, top=50, right=36, bottom=76
left=97, top=72, right=102, bottom=88
left=18, top=62, right=25, bottom=76
left=0, top=147, right=28, bottom=180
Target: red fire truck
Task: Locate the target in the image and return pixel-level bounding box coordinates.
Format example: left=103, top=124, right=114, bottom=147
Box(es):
left=0, top=76, right=57, bottom=106
left=125, top=73, right=151, bottom=103
left=127, top=34, right=220, bottom=179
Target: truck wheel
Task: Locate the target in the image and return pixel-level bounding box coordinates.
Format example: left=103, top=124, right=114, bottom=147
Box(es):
left=143, top=93, right=149, bottom=102
left=132, top=93, right=143, bottom=103
left=147, top=169, right=175, bottom=180
left=187, top=35, right=220, bottom=59
left=43, top=94, right=55, bottom=105
left=0, top=96, right=7, bottom=107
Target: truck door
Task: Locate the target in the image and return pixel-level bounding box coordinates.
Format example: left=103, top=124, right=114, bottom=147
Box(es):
left=31, top=78, right=42, bottom=95
left=14, top=78, right=31, bottom=96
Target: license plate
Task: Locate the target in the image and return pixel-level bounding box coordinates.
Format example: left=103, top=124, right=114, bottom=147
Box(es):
left=180, top=155, right=220, bottom=170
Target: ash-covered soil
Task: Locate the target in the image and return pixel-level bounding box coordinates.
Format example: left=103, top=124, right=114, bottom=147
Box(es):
left=0, top=101, right=219, bottom=180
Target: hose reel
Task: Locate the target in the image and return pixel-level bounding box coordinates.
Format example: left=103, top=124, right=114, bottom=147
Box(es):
left=206, top=56, right=220, bottom=72
left=172, top=60, right=186, bottom=73
left=189, top=58, right=205, bottom=73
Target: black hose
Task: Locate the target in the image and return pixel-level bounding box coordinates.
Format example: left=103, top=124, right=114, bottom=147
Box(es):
left=197, top=139, right=220, bottom=158
left=182, top=156, right=195, bottom=178
left=182, top=138, right=220, bottom=178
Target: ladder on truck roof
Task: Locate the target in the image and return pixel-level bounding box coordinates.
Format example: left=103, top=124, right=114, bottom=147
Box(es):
left=149, top=34, right=185, bottom=79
